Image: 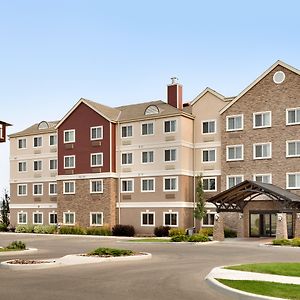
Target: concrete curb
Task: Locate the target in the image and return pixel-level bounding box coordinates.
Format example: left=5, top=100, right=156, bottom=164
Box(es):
left=0, top=248, right=38, bottom=256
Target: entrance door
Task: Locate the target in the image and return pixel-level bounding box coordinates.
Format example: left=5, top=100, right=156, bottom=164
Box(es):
left=250, top=212, right=276, bottom=237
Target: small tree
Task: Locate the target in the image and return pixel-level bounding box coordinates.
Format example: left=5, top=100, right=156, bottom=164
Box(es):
left=194, top=175, right=206, bottom=225
left=1, top=191, right=10, bottom=228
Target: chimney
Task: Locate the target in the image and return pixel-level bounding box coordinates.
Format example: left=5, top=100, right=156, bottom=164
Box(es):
left=167, top=77, right=183, bottom=110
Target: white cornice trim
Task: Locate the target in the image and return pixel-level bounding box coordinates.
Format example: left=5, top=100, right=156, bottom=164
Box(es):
left=194, top=142, right=221, bottom=148
left=118, top=170, right=194, bottom=178
left=10, top=203, right=57, bottom=209
left=57, top=172, right=118, bottom=181
left=10, top=177, right=57, bottom=184
left=117, top=201, right=216, bottom=209
left=10, top=153, right=57, bottom=160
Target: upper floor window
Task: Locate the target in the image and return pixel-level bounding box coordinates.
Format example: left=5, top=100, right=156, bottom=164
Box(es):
left=226, top=145, right=243, bottom=161
left=287, top=173, right=300, bottom=189
left=163, top=177, right=178, bottom=192
left=64, top=155, right=75, bottom=169
left=18, top=138, right=27, bottom=149
left=49, top=183, right=57, bottom=195
left=18, top=161, right=27, bottom=172
left=227, top=175, right=244, bottom=189
left=121, top=125, right=133, bottom=138
left=202, top=149, right=216, bottom=163
left=141, top=178, right=155, bottom=192
left=202, top=177, right=217, bottom=192
left=286, top=108, right=300, bottom=125
left=91, top=153, right=103, bottom=167
left=49, top=134, right=57, bottom=146
left=90, top=179, right=103, bottom=193
left=121, top=179, right=134, bottom=193
left=33, top=160, right=42, bottom=171
left=90, top=126, right=103, bottom=140
left=17, top=184, right=27, bottom=196
left=253, top=142, right=272, bottom=159
left=141, top=122, right=154, bottom=135
left=202, top=120, right=216, bottom=134
left=253, top=174, right=272, bottom=183
left=33, top=136, right=42, bottom=147
left=226, top=115, right=243, bottom=131
left=49, top=159, right=57, bottom=170
left=286, top=140, right=300, bottom=157
left=253, top=111, right=271, bottom=128
left=33, top=183, right=43, bottom=196
left=164, top=120, right=176, bottom=133
left=64, top=129, right=75, bottom=143
left=121, top=152, right=133, bottom=165
left=164, top=149, right=177, bottom=162
left=142, top=151, right=154, bottom=164
left=63, top=181, right=75, bottom=194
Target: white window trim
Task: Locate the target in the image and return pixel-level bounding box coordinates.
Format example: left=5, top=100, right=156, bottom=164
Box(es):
left=201, top=148, right=217, bottom=163
left=17, top=211, right=27, bottom=224
left=164, top=119, right=177, bottom=134
left=90, top=126, right=103, bottom=141
left=49, top=182, right=57, bottom=196
left=121, top=152, right=133, bottom=166
left=120, top=178, right=134, bottom=193
left=141, top=177, right=155, bottom=193
left=226, top=114, right=244, bottom=131
left=49, top=211, right=57, bottom=225
left=63, top=181, right=76, bottom=194
left=163, top=211, right=178, bottom=227
left=141, top=121, right=154, bottom=136
left=141, top=150, right=155, bottom=164
left=226, top=175, right=244, bottom=189
left=286, top=172, right=300, bottom=189
left=202, top=176, right=217, bottom=192
left=18, top=161, right=27, bottom=173
left=64, top=155, right=76, bottom=169
left=286, top=107, right=300, bottom=126
left=253, top=111, right=272, bottom=129
left=164, top=148, right=178, bottom=163
left=33, top=136, right=43, bottom=148
left=253, top=174, right=272, bottom=184
left=226, top=144, right=244, bottom=161
left=141, top=211, right=155, bottom=227
left=163, top=176, right=179, bottom=192
left=33, top=160, right=43, bottom=172
left=49, top=159, right=58, bottom=171
left=63, top=211, right=76, bottom=225
left=90, top=212, right=104, bottom=226
left=90, top=153, right=103, bottom=167
left=64, top=129, right=75, bottom=143
left=17, top=138, right=27, bottom=149
left=201, top=119, right=217, bottom=135
left=286, top=140, right=300, bottom=158
left=33, top=183, right=43, bottom=196
left=121, top=124, right=133, bottom=138
left=90, top=179, right=104, bottom=194
left=253, top=142, right=272, bottom=160
left=33, top=211, right=43, bottom=225
left=17, top=184, right=27, bottom=196
left=49, top=134, right=57, bottom=146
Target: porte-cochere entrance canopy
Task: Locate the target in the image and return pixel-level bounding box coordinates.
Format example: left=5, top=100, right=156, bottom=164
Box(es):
left=208, top=180, right=300, bottom=213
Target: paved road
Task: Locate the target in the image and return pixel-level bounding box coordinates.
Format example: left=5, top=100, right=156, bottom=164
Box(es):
left=0, top=233, right=300, bottom=300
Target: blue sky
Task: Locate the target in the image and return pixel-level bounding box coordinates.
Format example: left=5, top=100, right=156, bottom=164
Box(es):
left=1, top=0, right=300, bottom=193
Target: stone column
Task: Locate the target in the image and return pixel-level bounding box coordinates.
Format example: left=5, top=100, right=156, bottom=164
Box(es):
left=276, top=213, right=288, bottom=240
left=294, top=213, right=300, bottom=238
left=237, top=213, right=244, bottom=238
left=213, top=213, right=224, bottom=241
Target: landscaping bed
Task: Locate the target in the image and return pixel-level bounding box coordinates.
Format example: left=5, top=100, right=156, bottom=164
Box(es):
left=272, top=238, right=300, bottom=247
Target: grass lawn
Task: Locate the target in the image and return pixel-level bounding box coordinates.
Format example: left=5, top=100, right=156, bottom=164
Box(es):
left=218, top=279, right=300, bottom=300
left=226, top=262, right=300, bottom=277
left=129, top=238, right=171, bottom=243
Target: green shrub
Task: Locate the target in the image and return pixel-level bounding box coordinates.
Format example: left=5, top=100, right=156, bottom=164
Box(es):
left=168, top=228, right=185, bottom=237
left=291, top=238, right=300, bottom=247
left=88, top=247, right=135, bottom=257
left=199, top=227, right=213, bottom=236
left=224, top=228, right=237, bottom=238
left=0, top=223, right=8, bottom=232
left=112, top=224, right=135, bottom=237
left=272, top=239, right=291, bottom=246
left=6, top=240, right=26, bottom=250
left=86, top=226, right=111, bottom=236
left=170, top=235, right=188, bottom=242
left=33, top=225, right=57, bottom=234
left=15, top=225, right=34, bottom=233
left=188, top=234, right=210, bottom=243
left=154, top=226, right=171, bottom=237
left=59, top=226, right=86, bottom=235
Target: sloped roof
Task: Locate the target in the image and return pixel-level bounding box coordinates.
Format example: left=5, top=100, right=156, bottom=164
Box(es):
left=190, top=87, right=227, bottom=106
left=0, top=121, right=12, bottom=126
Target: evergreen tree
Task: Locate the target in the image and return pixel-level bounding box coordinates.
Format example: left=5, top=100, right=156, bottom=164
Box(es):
left=193, top=175, right=206, bottom=222
left=1, top=191, right=10, bottom=227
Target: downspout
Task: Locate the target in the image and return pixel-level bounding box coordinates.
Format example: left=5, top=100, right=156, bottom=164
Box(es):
left=117, top=121, right=121, bottom=225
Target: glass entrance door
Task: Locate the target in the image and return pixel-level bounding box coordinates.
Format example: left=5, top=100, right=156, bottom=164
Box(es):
left=250, top=212, right=277, bottom=237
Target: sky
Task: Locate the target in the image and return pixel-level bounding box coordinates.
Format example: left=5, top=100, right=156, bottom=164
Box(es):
left=1, top=0, right=300, bottom=194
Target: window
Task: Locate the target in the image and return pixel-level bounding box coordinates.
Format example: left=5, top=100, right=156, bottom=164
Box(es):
left=49, top=212, right=57, bottom=224
left=226, top=115, right=243, bottom=131
left=202, top=120, right=216, bottom=134
left=202, top=213, right=215, bottom=227
left=91, top=153, right=103, bottom=167
left=287, top=173, right=300, bottom=189
left=64, top=155, right=75, bottom=169
left=33, top=183, right=43, bottom=196
left=33, top=212, right=43, bottom=224
left=164, top=177, right=178, bottom=191
left=121, top=152, right=133, bottom=165
left=286, top=108, right=300, bottom=125
left=164, top=120, right=176, bottom=133
left=121, top=125, right=133, bottom=138
left=18, top=212, right=27, bottom=224
left=121, top=179, right=134, bottom=193
left=142, top=151, right=154, bottom=164
left=253, top=143, right=272, bottom=159
left=203, top=177, right=217, bottom=192
left=90, top=180, right=103, bottom=193
left=49, top=134, right=57, bottom=146
left=33, top=160, right=42, bottom=171
left=141, top=211, right=155, bottom=226
left=141, top=122, right=154, bottom=135
left=33, top=136, right=42, bottom=147
left=90, top=212, right=103, bottom=226
left=164, top=149, right=177, bottom=162
left=49, top=183, right=57, bottom=195
left=63, top=212, right=75, bottom=225
left=18, top=161, right=27, bottom=172
left=63, top=181, right=75, bottom=194
left=226, top=145, right=243, bottom=161
left=253, top=174, right=272, bottom=183
left=64, top=129, right=75, bottom=143
left=164, top=211, right=178, bottom=227
left=141, top=178, right=155, bottom=192
left=253, top=111, right=271, bottom=128
left=227, top=175, right=244, bottom=189
left=49, top=159, right=57, bottom=170
left=287, top=141, right=300, bottom=157
left=18, top=138, right=27, bottom=149
left=202, top=149, right=216, bottom=163
left=17, top=184, right=27, bottom=196
left=90, top=126, right=103, bottom=140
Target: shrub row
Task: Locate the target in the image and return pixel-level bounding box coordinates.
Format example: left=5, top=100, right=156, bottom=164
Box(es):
left=6, top=240, right=26, bottom=250
left=170, top=234, right=210, bottom=243
left=88, top=247, right=135, bottom=257
left=273, top=238, right=300, bottom=247
left=0, top=223, right=8, bottom=232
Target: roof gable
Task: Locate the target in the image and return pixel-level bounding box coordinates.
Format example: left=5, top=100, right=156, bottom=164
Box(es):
left=190, top=87, right=226, bottom=106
